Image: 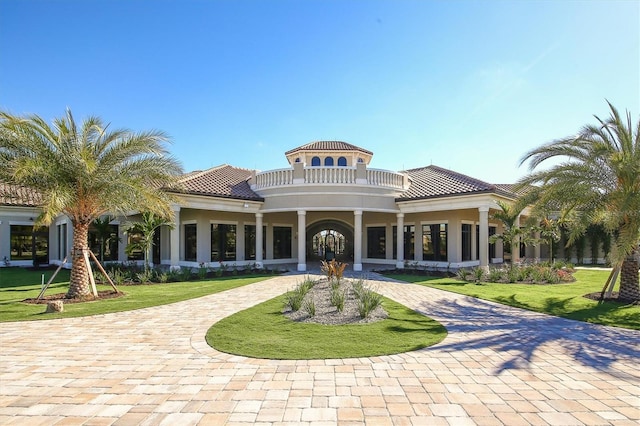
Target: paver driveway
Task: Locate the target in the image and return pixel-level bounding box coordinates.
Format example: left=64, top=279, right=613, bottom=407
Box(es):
left=1, top=273, right=638, bottom=425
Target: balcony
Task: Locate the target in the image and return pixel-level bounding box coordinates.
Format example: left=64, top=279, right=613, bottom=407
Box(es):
left=251, top=165, right=409, bottom=191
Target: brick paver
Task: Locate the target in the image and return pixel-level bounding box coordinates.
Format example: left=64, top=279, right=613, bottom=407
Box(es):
left=1, top=273, right=638, bottom=425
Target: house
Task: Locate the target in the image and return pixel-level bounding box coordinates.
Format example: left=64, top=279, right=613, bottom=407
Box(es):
left=1, top=141, right=548, bottom=271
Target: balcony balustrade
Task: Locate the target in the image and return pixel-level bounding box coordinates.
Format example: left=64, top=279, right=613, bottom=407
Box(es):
left=252, top=166, right=408, bottom=191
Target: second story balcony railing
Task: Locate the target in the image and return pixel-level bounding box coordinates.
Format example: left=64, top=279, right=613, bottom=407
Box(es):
left=252, top=166, right=409, bottom=191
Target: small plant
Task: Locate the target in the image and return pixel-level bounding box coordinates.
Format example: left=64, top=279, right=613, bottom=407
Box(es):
left=330, top=286, right=346, bottom=312
left=487, top=267, right=503, bottom=283
left=284, top=279, right=314, bottom=312
left=136, top=269, right=153, bottom=284
left=303, top=298, right=316, bottom=316
left=472, top=266, right=484, bottom=283
left=357, top=286, right=383, bottom=319
left=284, top=289, right=305, bottom=312
left=456, top=269, right=470, bottom=281
left=198, top=262, right=209, bottom=280
left=179, top=267, right=192, bottom=282
left=109, top=268, right=127, bottom=286
left=351, top=279, right=365, bottom=300
left=321, top=259, right=347, bottom=282
left=158, top=272, right=169, bottom=283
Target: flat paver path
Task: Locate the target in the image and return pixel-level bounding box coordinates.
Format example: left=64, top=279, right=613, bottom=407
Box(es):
left=1, top=274, right=638, bottom=425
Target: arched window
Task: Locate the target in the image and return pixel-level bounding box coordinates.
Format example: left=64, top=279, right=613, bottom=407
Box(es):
left=324, top=157, right=334, bottom=166
left=311, top=156, right=321, bottom=166
left=357, top=158, right=364, bottom=163
left=294, top=157, right=301, bottom=163
left=337, top=156, right=347, bottom=166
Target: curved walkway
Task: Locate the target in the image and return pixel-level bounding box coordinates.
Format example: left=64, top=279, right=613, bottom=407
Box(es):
left=1, top=274, right=638, bottom=425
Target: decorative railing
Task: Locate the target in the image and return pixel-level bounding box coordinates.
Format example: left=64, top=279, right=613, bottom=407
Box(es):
left=253, top=166, right=407, bottom=190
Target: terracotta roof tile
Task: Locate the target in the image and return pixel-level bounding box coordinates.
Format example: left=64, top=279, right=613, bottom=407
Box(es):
left=177, top=165, right=263, bottom=201
left=397, top=165, right=517, bottom=201
left=0, top=182, right=42, bottom=207
left=285, top=141, right=373, bottom=155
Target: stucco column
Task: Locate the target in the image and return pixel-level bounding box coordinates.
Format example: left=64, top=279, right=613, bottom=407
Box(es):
left=396, top=213, right=405, bottom=269
left=478, top=207, right=489, bottom=270
left=297, top=210, right=306, bottom=272
left=255, top=213, right=263, bottom=268
left=170, top=206, right=181, bottom=270
left=353, top=210, right=363, bottom=271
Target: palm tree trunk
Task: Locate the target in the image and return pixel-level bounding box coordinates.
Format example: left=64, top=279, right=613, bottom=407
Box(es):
left=618, top=247, right=639, bottom=302
left=66, top=221, right=92, bottom=299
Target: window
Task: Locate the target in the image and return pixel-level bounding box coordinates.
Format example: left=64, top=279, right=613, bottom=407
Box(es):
left=324, top=157, right=334, bottom=166
left=211, top=224, right=236, bottom=261
left=126, top=231, right=144, bottom=261
left=89, top=224, right=119, bottom=261
left=476, top=225, right=497, bottom=261
left=423, top=224, right=448, bottom=261
left=391, top=225, right=415, bottom=260
left=10, top=225, right=33, bottom=260
left=367, top=227, right=386, bottom=258
left=489, top=226, right=496, bottom=259
left=10, top=225, right=48, bottom=264
left=294, top=157, right=301, bottom=163
left=244, top=225, right=266, bottom=260
left=462, top=224, right=472, bottom=261
left=311, top=156, right=321, bottom=166
left=337, top=156, right=347, bottom=166
left=273, top=226, right=292, bottom=259
left=184, top=224, right=197, bottom=262
left=57, top=223, right=67, bottom=260
left=357, top=158, right=364, bottom=163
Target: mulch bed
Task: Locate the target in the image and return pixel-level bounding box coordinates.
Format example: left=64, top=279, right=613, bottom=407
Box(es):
left=23, top=290, right=124, bottom=304
left=583, top=292, right=639, bottom=305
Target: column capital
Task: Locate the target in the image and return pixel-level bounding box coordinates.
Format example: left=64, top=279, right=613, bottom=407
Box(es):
left=171, top=204, right=181, bottom=213
left=297, top=210, right=306, bottom=216
left=354, top=210, right=363, bottom=216
left=255, top=212, right=263, bottom=218
left=478, top=206, right=490, bottom=213
left=396, top=212, right=405, bottom=219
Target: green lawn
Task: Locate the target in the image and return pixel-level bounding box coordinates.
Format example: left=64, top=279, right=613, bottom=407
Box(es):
left=387, top=269, right=639, bottom=330
left=206, top=294, right=447, bottom=359
left=0, top=267, right=269, bottom=322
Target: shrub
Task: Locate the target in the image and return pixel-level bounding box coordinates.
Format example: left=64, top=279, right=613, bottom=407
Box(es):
left=330, top=286, right=346, bottom=312
left=158, top=272, right=169, bottom=283
left=136, top=269, right=153, bottom=284
left=198, top=263, right=209, bottom=280
left=487, top=267, right=503, bottom=283
left=284, top=279, right=314, bottom=312
left=351, top=279, right=365, bottom=300
left=472, top=267, right=485, bottom=283
left=357, top=287, right=383, bottom=319
left=303, top=298, right=316, bottom=316
left=456, top=269, right=470, bottom=281
left=321, top=259, right=347, bottom=282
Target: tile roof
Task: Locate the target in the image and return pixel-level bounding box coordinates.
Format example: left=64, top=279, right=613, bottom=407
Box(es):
left=285, top=141, right=373, bottom=155
left=397, top=165, right=517, bottom=201
left=176, top=165, right=263, bottom=201
left=0, top=182, right=42, bottom=207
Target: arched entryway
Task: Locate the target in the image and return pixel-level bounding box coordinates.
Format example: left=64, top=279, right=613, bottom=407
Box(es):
left=306, top=220, right=354, bottom=262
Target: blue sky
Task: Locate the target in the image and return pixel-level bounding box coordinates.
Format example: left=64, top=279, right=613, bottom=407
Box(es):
left=1, top=0, right=638, bottom=184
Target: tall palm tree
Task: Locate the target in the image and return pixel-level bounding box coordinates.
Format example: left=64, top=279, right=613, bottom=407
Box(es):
left=0, top=109, right=183, bottom=298
left=519, top=102, right=639, bottom=302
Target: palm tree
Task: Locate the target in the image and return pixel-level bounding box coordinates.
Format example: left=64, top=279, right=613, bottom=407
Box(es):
left=0, top=109, right=182, bottom=299
left=519, top=102, right=639, bottom=302
left=125, top=212, right=174, bottom=273
left=489, top=200, right=536, bottom=264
